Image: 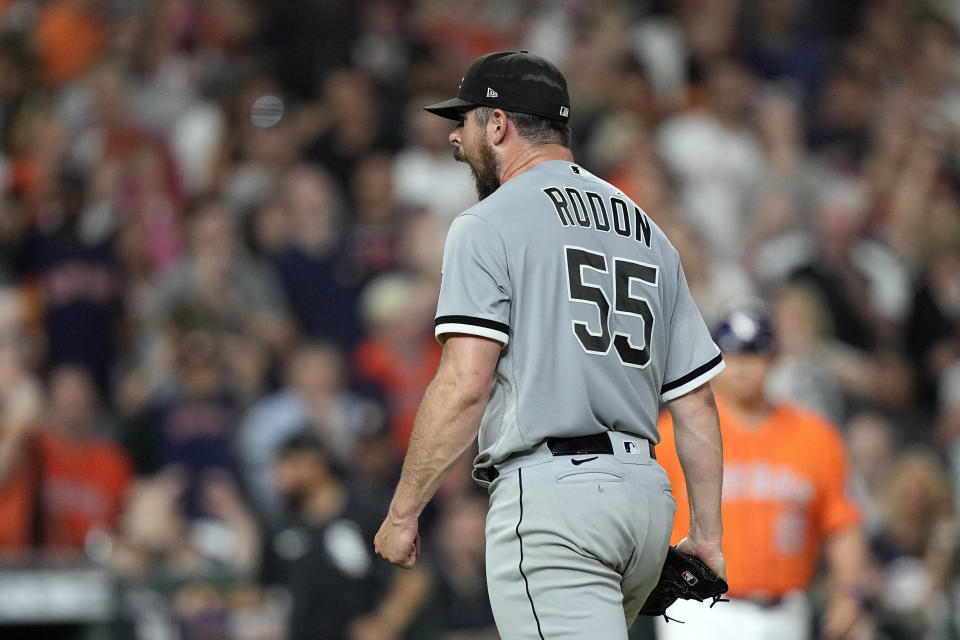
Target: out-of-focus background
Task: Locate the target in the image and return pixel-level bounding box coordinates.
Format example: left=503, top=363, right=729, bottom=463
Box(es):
left=0, top=0, right=959, bottom=639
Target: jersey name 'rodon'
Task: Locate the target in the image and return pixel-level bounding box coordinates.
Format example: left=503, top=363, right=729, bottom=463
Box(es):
left=542, top=186, right=654, bottom=249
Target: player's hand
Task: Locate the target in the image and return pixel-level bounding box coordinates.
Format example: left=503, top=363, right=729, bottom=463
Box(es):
left=821, top=593, right=863, bottom=639
left=374, top=511, right=420, bottom=568
left=675, top=535, right=726, bottom=582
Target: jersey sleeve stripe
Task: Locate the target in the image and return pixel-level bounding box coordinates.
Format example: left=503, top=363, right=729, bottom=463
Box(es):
left=435, top=315, right=510, bottom=345
left=660, top=353, right=725, bottom=402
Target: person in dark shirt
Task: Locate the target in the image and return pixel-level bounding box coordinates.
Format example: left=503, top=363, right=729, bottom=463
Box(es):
left=124, top=315, right=242, bottom=520
left=271, top=166, right=366, bottom=349
left=431, top=494, right=498, bottom=640
left=260, top=433, right=430, bottom=640
left=19, top=176, right=123, bottom=395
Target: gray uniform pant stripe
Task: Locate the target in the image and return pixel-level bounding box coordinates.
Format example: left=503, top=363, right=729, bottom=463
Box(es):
left=516, top=468, right=546, bottom=639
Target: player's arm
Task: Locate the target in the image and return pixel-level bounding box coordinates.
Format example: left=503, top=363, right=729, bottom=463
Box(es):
left=666, top=382, right=726, bottom=579
left=821, top=526, right=872, bottom=639
left=375, top=334, right=501, bottom=568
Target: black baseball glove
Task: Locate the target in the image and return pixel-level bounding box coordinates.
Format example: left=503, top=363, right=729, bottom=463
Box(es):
left=639, top=546, right=729, bottom=621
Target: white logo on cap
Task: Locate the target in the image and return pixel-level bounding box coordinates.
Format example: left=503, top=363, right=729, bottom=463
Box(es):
left=560, top=106, right=569, bottom=117
left=486, top=87, right=499, bottom=98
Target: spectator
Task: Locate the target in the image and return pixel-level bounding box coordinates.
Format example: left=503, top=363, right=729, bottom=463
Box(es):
left=126, top=314, right=241, bottom=513
left=906, top=240, right=960, bottom=412
left=271, top=165, right=366, bottom=349
left=768, top=280, right=913, bottom=424
left=657, top=57, right=764, bottom=263
left=38, top=365, right=132, bottom=551
left=393, top=94, right=477, bottom=218
left=741, top=0, right=827, bottom=98
left=352, top=152, right=405, bottom=275
left=353, top=272, right=441, bottom=454
left=306, top=68, right=398, bottom=191
left=238, top=341, right=385, bottom=521
left=0, top=289, right=42, bottom=554
left=19, top=172, right=123, bottom=394
left=873, top=448, right=958, bottom=638
left=32, top=0, right=106, bottom=86
left=260, top=433, right=430, bottom=640
left=846, top=412, right=898, bottom=537
left=151, top=200, right=293, bottom=355
left=431, top=494, right=498, bottom=640
left=110, top=467, right=259, bottom=579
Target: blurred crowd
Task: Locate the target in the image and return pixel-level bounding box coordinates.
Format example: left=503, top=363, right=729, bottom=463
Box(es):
left=0, top=0, right=959, bottom=638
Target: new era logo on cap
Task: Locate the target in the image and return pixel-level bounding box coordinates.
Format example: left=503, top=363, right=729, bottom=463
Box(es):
left=560, top=106, right=569, bottom=117
left=486, top=87, right=499, bottom=98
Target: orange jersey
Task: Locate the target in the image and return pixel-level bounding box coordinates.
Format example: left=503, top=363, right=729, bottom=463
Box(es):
left=657, top=397, right=860, bottom=599
left=353, top=336, right=442, bottom=454
left=0, top=428, right=38, bottom=551
left=39, top=433, right=132, bottom=549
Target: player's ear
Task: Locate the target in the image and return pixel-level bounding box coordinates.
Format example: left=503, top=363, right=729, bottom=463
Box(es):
left=489, top=109, right=508, bottom=145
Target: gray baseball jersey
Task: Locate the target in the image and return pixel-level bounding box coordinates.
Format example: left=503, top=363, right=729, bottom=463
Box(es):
left=435, top=160, right=724, bottom=470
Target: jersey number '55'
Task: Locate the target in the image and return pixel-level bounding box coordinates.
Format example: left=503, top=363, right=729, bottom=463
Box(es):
left=565, top=246, right=659, bottom=368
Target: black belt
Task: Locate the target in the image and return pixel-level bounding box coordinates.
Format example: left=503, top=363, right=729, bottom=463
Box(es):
left=476, top=432, right=654, bottom=484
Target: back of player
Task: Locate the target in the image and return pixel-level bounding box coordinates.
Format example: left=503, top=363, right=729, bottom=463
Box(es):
left=436, top=160, right=723, bottom=469
left=436, top=159, right=724, bottom=639
left=376, top=51, right=725, bottom=640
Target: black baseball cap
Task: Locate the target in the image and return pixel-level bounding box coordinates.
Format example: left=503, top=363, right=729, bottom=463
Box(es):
left=424, top=51, right=570, bottom=123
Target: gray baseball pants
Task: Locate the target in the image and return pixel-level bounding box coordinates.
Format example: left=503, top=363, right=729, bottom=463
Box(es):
left=481, top=432, right=677, bottom=640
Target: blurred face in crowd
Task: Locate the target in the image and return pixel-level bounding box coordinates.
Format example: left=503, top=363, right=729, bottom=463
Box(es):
left=713, top=352, right=774, bottom=406
left=324, top=70, right=376, bottom=127
left=408, top=95, right=457, bottom=154
left=846, top=413, right=895, bottom=485
left=284, top=166, right=340, bottom=249
left=884, top=451, right=952, bottom=529
left=175, top=328, right=223, bottom=395
left=351, top=153, right=395, bottom=224
left=450, top=108, right=500, bottom=200
left=274, top=453, right=314, bottom=511
left=706, top=59, right=753, bottom=124
left=273, top=449, right=330, bottom=512
left=48, top=366, right=98, bottom=438
left=772, top=284, right=831, bottom=356
left=191, top=205, right=238, bottom=267
left=439, top=496, right=488, bottom=561
left=288, top=344, right=344, bottom=401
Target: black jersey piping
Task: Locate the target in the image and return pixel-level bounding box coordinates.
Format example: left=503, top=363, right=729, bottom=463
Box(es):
left=435, top=315, right=510, bottom=335
left=516, top=468, right=545, bottom=639
left=661, top=353, right=724, bottom=394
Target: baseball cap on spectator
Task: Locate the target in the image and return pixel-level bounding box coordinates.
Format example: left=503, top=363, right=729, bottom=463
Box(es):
left=424, top=51, right=570, bottom=123
left=712, top=302, right=776, bottom=355
left=275, top=430, right=347, bottom=479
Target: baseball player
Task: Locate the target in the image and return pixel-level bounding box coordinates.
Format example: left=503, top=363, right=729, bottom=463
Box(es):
left=374, top=51, right=727, bottom=639
left=656, top=303, right=871, bottom=640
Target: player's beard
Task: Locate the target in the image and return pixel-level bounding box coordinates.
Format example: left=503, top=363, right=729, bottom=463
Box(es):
left=455, top=130, right=501, bottom=200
